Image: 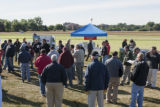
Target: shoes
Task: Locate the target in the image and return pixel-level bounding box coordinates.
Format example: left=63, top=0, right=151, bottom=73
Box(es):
left=22, top=80, right=24, bottom=83
left=42, top=94, right=46, bottom=97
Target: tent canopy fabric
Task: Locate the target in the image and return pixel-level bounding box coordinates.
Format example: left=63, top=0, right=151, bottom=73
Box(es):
left=71, top=24, right=107, bottom=37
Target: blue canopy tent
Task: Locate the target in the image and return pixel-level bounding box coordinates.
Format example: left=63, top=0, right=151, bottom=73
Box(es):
left=71, top=24, right=107, bottom=37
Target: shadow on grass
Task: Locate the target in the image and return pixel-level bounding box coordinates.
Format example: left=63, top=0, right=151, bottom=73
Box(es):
left=144, top=97, right=160, bottom=104
left=113, top=102, right=129, bottom=107
left=2, top=89, right=44, bottom=107
left=118, top=89, right=130, bottom=95
left=67, top=84, right=84, bottom=93
left=63, top=99, right=88, bottom=107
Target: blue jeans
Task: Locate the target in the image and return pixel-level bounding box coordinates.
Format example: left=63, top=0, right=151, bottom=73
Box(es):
left=20, top=63, right=30, bottom=81
left=6, top=57, right=14, bottom=72
left=130, top=83, right=144, bottom=107
left=65, top=67, right=73, bottom=87
left=102, top=55, right=108, bottom=64
left=38, top=74, right=46, bottom=95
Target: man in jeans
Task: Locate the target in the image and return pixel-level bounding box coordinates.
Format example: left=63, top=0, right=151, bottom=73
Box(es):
left=73, top=44, right=85, bottom=85
left=35, top=49, right=52, bottom=96
left=85, top=51, right=110, bottom=107
left=58, top=47, right=74, bottom=87
left=5, top=39, right=15, bottom=73
left=130, top=53, right=149, bottom=107
left=120, top=45, right=133, bottom=85
left=18, top=47, right=31, bottom=82
left=105, top=51, right=123, bottom=104
left=146, top=46, right=160, bottom=88
left=41, top=54, right=67, bottom=107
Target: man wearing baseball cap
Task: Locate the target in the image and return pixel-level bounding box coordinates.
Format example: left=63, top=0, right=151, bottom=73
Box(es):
left=85, top=51, right=110, bottom=107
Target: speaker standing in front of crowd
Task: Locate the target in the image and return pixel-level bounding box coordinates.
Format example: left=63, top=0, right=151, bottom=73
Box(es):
left=41, top=39, right=50, bottom=54
left=85, top=51, right=110, bottom=107
left=146, top=46, right=160, bottom=88
left=33, top=40, right=41, bottom=59
left=86, top=40, right=93, bottom=61
left=130, top=53, right=149, bottom=107
left=105, top=51, right=123, bottom=104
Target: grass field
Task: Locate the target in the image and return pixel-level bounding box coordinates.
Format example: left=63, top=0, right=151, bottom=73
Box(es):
left=1, top=31, right=160, bottom=107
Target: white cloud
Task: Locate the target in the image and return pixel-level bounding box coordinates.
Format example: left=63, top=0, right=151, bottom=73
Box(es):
left=2, top=0, right=159, bottom=16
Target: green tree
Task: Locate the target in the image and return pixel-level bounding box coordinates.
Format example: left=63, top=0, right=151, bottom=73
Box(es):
left=55, top=24, right=64, bottom=30
left=48, top=25, right=55, bottom=31
left=153, top=24, right=160, bottom=31
left=11, top=19, right=21, bottom=32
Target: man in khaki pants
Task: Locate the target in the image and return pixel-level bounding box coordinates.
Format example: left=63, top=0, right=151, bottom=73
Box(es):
left=105, top=51, right=123, bottom=103
left=41, top=54, right=67, bottom=107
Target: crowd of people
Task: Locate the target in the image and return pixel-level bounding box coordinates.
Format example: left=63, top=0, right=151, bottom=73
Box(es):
left=0, top=37, right=159, bottom=107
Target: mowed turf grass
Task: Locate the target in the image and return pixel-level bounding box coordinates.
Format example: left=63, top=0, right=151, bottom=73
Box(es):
left=1, top=31, right=160, bottom=107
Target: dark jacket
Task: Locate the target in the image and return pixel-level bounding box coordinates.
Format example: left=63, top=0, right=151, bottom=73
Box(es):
left=101, top=46, right=107, bottom=56
left=131, top=60, right=149, bottom=86
left=1, top=43, right=7, bottom=51
left=5, top=44, right=15, bottom=57
left=41, top=43, right=50, bottom=54
left=87, top=42, right=93, bottom=53
left=122, top=41, right=127, bottom=48
left=146, top=52, right=160, bottom=69
left=33, top=42, right=41, bottom=53
left=58, top=47, right=74, bottom=68
left=85, top=59, right=110, bottom=91
left=18, top=48, right=31, bottom=63
left=41, top=62, right=67, bottom=85
left=57, top=44, right=64, bottom=54
left=106, top=57, right=123, bottom=77
left=123, top=51, right=133, bottom=66
left=14, top=41, right=21, bottom=52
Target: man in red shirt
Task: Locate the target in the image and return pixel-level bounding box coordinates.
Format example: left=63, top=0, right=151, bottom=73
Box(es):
left=35, top=49, right=52, bottom=96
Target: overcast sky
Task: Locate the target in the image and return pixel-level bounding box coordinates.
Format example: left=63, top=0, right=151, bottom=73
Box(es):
left=0, top=0, right=160, bottom=25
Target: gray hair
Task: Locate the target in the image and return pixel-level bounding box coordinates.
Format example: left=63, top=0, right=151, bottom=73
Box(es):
left=51, top=54, right=58, bottom=62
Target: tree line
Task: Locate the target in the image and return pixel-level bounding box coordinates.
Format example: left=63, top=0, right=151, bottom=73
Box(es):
left=0, top=17, right=160, bottom=32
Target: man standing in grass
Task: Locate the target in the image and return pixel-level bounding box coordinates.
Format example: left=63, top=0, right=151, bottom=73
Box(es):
left=120, top=45, right=133, bottom=85
left=130, top=53, right=149, bottom=107
left=35, top=49, right=52, bottom=96
left=86, top=40, right=93, bottom=61
left=146, top=46, right=160, bottom=88
left=73, top=44, right=85, bottom=85
left=105, top=51, right=123, bottom=104
left=14, top=38, right=21, bottom=62
left=18, top=46, right=31, bottom=82
left=41, top=54, right=67, bottom=107
left=5, top=39, right=15, bottom=73
left=85, top=51, right=110, bottom=107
